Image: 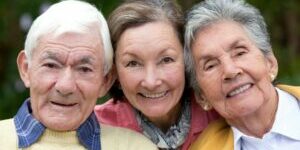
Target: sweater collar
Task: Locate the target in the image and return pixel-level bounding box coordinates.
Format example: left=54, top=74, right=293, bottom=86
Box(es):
left=14, top=99, right=101, bottom=150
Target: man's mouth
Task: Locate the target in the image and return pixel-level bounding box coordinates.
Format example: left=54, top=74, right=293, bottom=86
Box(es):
left=51, top=101, right=77, bottom=107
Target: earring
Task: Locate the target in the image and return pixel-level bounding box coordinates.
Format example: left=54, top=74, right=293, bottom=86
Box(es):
left=200, top=99, right=212, bottom=111
left=270, top=74, right=275, bottom=81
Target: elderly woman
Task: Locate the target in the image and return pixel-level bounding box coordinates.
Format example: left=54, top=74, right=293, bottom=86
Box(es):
left=94, top=0, right=218, bottom=149
left=183, top=0, right=300, bottom=149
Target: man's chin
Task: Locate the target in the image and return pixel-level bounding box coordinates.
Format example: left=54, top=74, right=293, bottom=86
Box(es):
left=41, top=117, right=80, bottom=131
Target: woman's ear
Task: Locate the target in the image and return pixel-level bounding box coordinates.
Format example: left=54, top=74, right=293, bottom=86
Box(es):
left=17, top=50, right=30, bottom=88
left=194, top=91, right=212, bottom=111
left=265, top=52, right=278, bottom=80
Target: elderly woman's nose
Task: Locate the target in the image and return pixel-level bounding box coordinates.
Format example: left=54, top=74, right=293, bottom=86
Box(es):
left=222, top=59, right=242, bottom=81
left=141, top=66, right=162, bottom=90
left=55, top=68, right=77, bottom=96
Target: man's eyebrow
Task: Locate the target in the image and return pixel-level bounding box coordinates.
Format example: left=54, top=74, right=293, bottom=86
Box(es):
left=41, top=51, right=59, bottom=60
left=79, top=56, right=96, bottom=64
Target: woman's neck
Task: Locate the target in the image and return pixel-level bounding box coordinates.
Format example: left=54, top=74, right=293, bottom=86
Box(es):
left=148, top=102, right=182, bottom=133
left=228, top=86, right=278, bottom=138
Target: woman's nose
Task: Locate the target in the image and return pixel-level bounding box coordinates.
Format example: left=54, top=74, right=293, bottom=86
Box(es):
left=222, top=59, right=242, bottom=81
left=141, top=66, right=162, bottom=90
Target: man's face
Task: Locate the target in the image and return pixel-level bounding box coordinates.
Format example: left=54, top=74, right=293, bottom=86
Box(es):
left=18, top=31, right=112, bottom=131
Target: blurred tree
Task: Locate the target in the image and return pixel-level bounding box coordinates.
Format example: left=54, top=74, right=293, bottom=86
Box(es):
left=0, top=0, right=299, bottom=120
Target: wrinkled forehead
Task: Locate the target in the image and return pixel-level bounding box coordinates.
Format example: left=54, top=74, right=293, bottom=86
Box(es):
left=31, top=31, right=104, bottom=64
left=37, top=31, right=102, bottom=53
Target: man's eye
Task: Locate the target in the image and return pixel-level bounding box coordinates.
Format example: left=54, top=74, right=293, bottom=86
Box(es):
left=79, top=67, right=93, bottom=73
left=126, top=61, right=140, bottom=67
left=43, top=63, right=58, bottom=69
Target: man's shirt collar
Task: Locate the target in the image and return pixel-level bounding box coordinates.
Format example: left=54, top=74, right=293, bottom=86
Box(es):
left=13, top=99, right=101, bottom=150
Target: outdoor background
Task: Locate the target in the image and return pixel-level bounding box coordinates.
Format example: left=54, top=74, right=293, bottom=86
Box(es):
left=0, top=0, right=299, bottom=120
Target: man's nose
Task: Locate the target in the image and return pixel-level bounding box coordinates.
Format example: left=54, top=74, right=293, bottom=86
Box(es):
left=141, top=66, right=162, bottom=90
left=55, top=68, right=76, bottom=96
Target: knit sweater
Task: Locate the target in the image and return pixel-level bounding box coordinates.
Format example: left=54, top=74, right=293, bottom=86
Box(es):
left=0, top=119, right=157, bottom=150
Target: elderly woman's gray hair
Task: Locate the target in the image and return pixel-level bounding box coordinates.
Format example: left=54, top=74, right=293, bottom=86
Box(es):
left=24, top=0, right=113, bottom=75
left=184, top=0, right=272, bottom=94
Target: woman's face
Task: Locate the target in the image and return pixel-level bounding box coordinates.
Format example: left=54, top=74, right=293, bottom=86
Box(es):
left=191, top=21, right=278, bottom=120
left=115, top=22, right=185, bottom=122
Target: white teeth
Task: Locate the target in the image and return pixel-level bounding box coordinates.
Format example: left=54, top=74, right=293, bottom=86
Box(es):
left=228, top=84, right=251, bottom=97
left=142, top=92, right=166, bottom=98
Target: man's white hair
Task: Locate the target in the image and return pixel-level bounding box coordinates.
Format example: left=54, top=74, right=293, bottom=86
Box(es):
left=24, top=0, right=113, bottom=75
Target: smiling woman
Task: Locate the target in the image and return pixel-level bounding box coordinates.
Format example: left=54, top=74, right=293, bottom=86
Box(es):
left=94, top=0, right=219, bottom=149
left=184, top=0, right=300, bottom=149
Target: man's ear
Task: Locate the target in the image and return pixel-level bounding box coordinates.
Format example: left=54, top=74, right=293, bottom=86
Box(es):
left=98, top=65, right=117, bottom=97
left=266, top=52, right=278, bottom=79
left=17, top=50, right=30, bottom=88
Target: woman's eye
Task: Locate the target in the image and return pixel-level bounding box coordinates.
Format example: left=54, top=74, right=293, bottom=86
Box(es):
left=236, top=51, right=246, bottom=56
left=204, top=60, right=218, bottom=71
left=126, top=61, right=139, bottom=67
left=234, top=47, right=247, bottom=57
left=161, top=57, right=174, bottom=64
left=204, top=64, right=215, bottom=71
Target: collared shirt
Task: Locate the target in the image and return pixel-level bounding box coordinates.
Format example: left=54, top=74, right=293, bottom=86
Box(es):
left=14, top=99, right=101, bottom=150
left=232, top=88, right=300, bottom=150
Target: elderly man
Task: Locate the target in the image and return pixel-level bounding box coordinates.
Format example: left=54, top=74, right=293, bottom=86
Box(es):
left=0, top=0, right=157, bottom=149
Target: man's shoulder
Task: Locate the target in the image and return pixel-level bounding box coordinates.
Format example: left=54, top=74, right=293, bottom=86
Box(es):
left=0, top=118, right=15, bottom=134
left=101, top=124, right=157, bottom=150
left=0, top=118, right=18, bottom=149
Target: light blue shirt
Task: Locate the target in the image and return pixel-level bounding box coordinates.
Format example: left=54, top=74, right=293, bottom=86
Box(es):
left=232, top=88, right=300, bottom=150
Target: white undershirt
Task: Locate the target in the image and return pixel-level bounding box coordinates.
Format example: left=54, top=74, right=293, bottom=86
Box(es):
left=232, top=88, right=300, bottom=150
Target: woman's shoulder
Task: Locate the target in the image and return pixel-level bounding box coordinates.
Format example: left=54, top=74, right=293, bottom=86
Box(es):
left=94, top=98, right=141, bottom=131
left=277, top=84, right=300, bottom=99
left=101, top=124, right=157, bottom=150
left=189, top=118, right=233, bottom=150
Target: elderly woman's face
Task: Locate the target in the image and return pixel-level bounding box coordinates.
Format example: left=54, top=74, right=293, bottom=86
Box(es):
left=191, top=21, right=277, bottom=120
left=18, top=31, right=111, bottom=131
left=115, top=22, right=185, bottom=121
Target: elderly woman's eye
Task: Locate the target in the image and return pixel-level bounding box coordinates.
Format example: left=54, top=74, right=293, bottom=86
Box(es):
left=204, top=62, right=217, bottom=71
left=234, top=48, right=247, bottom=56
left=237, top=51, right=246, bottom=56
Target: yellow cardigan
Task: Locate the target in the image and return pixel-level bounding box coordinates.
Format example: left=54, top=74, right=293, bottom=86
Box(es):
left=189, top=85, right=300, bottom=150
